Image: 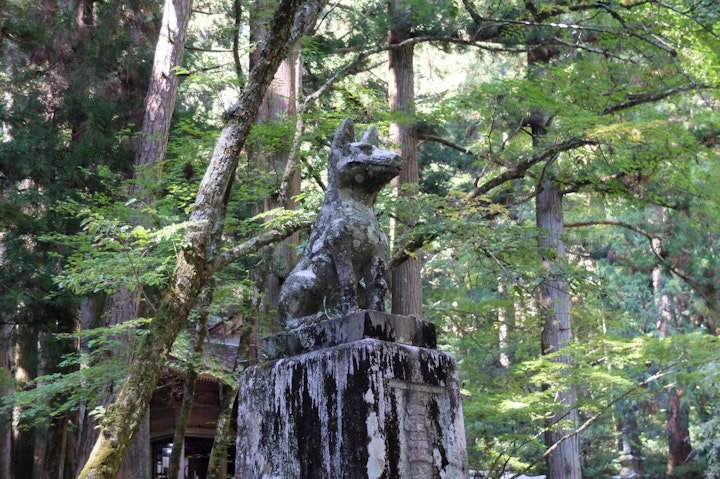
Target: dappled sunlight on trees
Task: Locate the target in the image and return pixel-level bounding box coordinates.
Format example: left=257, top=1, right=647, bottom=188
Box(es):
left=1, top=1, right=720, bottom=478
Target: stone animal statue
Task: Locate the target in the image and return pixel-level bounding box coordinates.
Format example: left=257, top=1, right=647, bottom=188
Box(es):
left=278, top=118, right=404, bottom=329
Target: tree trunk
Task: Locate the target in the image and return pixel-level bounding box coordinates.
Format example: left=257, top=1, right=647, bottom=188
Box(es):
left=116, top=413, right=151, bottom=479
left=168, top=293, right=211, bottom=479
left=497, top=283, right=510, bottom=368
left=536, top=182, right=582, bottom=479
left=206, top=382, right=239, bottom=479
left=648, top=207, right=694, bottom=477
left=131, top=0, right=194, bottom=200
left=388, top=0, right=422, bottom=317
left=166, top=372, right=199, bottom=479
left=666, top=388, right=692, bottom=478
left=76, top=2, right=324, bottom=477
left=73, top=297, right=102, bottom=478
left=12, top=322, right=37, bottom=477
left=0, top=319, right=12, bottom=479
left=249, top=0, right=301, bottom=322
left=206, top=325, right=250, bottom=479
left=32, top=333, right=49, bottom=479
left=260, top=55, right=301, bottom=316
left=123, top=1, right=193, bottom=474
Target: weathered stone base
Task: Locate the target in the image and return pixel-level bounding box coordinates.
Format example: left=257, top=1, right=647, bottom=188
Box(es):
left=236, top=315, right=468, bottom=479
left=260, top=310, right=437, bottom=359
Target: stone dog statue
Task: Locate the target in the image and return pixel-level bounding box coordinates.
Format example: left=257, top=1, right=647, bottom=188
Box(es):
left=278, top=118, right=404, bottom=329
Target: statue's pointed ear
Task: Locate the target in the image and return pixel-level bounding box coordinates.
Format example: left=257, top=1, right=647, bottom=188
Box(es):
left=331, top=118, right=355, bottom=155
left=360, top=126, right=379, bottom=146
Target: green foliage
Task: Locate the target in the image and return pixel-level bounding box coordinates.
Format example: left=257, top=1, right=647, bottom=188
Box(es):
left=1, top=318, right=150, bottom=429
left=3, top=0, right=720, bottom=476
left=57, top=224, right=187, bottom=294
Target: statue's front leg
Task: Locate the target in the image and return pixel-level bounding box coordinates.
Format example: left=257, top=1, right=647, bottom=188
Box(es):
left=363, top=256, right=387, bottom=312
left=330, top=238, right=359, bottom=314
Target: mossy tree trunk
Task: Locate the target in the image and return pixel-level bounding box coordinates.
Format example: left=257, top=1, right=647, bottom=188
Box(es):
left=76, top=2, right=325, bottom=477
left=167, top=286, right=212, bottom=479
left=206, top=326, right=250, bottom=479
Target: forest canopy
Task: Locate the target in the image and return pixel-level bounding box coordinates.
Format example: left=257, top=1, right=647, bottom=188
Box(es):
left=1, top=1, right=720, bottom=478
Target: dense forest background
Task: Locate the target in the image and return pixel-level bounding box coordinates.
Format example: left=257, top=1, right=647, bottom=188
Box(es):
left=1, top=0, right=720, bottom=478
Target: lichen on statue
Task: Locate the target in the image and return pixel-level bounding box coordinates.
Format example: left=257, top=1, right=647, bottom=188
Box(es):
left=278, top=118, right=404, bottom=330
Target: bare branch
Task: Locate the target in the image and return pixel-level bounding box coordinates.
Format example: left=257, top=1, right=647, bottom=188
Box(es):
left=602, top=83, right=715, bottom=115
left=417, top=133, right=475, bottom=156
left=468, top=138, right=596, bottom=199
left=209, top=219, right=313, bottom=275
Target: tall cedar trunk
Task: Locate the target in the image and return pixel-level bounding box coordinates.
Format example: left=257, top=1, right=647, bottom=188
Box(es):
left=12, top=323, right=37, bottom=477
left=74, top=297, right=102, bottom=477
left=76, top=2, right=323, bottom=476
left=536, top=182, right=581, bottom=479
left=0, top=319, right=12, bottom=479
left=650, top=207, right=694, bottom=476
left=388, top=0, right=422, bottom=316
left=527, top=24, right=581, bottom=477
left=666, top=388, right=692, bottom=477
left=32, top=333, right=48, bottom=479
left=259, top=55, right=300, bottom=316
left=123, top=2, right=193, bottom=475
left=131, top=0, right=193, bottom=200
left=249, top=0, right=300, bottom=321
left=116, top=415, right=151, bottom=479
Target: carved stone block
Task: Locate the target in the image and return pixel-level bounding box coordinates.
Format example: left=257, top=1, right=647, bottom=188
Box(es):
left=236, top=321, right=468, bottom=479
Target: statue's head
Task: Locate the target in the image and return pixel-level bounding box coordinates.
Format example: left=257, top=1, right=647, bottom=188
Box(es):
left=328, top=118, right=404, bottom=194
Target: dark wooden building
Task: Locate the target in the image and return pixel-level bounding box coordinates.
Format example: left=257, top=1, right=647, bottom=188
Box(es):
left=149, top=336, right=239, bottom=479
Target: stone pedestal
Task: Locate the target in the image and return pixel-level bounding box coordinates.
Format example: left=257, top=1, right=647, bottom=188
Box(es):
left=235, top=311, right=468, bottom=479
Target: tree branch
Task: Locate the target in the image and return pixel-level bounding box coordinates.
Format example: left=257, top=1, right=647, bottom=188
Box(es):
left=417, top=133, right=475, bottom=156
left=565, top=219, right=716, bottom=308
left=468, top=138, right=596, bottom=199
left=602, top=83, right=715, bottom=115
left=209, top=219, right=312, bottom=275
left=387, top=232, right=435, bottom=271
left=301, top=35, right=524, bottom=112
